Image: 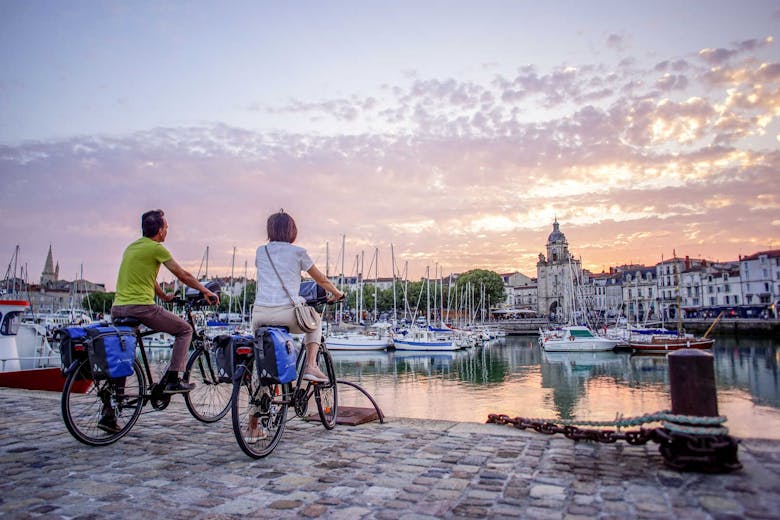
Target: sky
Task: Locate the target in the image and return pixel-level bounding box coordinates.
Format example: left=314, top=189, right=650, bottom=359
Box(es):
left=1, top=1, right=779, bottom=290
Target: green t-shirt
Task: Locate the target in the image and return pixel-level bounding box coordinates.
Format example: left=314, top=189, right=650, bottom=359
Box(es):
left=114, top=237, right=173, bottom=305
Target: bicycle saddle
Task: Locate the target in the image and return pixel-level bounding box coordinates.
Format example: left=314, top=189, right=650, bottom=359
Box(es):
left=112, top=317, right=142, bottom=327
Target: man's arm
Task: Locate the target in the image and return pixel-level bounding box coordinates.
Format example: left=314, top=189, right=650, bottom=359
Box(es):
left=154, top=281, right=176, bottom=302
left=163, top=258, right=220, bottom=304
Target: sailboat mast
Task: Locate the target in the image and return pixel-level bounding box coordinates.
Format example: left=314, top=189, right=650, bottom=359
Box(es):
left=391, top=243, right=397, bottom=326
left=374, top=247, right=378, bottom=322
left=229, top=246, right=236, bottom=317
left=426, top=266, right=430, bottom=326
left=242, top=260, right=248, bottom=323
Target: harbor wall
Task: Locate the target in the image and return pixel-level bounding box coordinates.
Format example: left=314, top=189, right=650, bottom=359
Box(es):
left=494, top=318, right=780, bottom=336
left=682, top=318, right=780, bottom=337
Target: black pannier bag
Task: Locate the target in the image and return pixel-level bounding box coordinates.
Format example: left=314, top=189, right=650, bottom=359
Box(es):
left=298, top=280, right=327, bottom=305
left=84, top=325, right=137, bottom=380
left=54, top=326, right=90, bottom=379
left=254, top=327, right=298, bottom=384
left=214, top=333, right=254, bottom=381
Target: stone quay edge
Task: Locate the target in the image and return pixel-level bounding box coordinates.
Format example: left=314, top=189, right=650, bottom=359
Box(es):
left=1, top=388, right=779, bottom=519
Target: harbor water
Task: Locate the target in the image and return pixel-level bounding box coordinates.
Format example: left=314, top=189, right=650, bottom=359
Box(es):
left=330, top=333, right=780, bottom=440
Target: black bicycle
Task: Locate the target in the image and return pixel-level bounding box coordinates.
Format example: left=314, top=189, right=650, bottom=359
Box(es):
left=60, top=287, right=232, bottom=446
left=230, top=296, right=339, bottom=458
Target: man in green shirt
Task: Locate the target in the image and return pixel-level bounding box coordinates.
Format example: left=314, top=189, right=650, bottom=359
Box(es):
left=108, top=210, right=219, bottom=431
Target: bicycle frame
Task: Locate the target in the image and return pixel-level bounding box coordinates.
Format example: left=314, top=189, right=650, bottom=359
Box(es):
left=132, top=303, right=202, bottom=404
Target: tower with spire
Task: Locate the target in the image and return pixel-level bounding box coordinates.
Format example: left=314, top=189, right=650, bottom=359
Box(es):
left=40, top=245, right=59, bottom=286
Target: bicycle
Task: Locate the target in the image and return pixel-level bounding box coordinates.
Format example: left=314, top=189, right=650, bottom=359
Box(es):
left=60, top=286, right=233, bottom=446
left=230, top=295, right=340, bottom=459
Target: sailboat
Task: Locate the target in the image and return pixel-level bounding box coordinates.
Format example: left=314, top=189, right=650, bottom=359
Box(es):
left=539, top=258, right=620, bottom=352
left=628, top=253, right=720, bottom=354
left=393, top=266, right=458, bottom=351
left=325, top=245, right=393, bottom=351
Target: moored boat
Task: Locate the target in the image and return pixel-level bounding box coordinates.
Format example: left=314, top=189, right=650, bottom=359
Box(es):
left=629, top=334, right=714, bottom=354
left=0, top=299, right=89, bottom=392
left=539, top=325, right=621, bottom=352
left=393, top=326, right=459, bottom=351
left=325, top=331, right=392, bottom=350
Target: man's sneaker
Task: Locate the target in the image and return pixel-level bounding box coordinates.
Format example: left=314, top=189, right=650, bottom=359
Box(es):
left=164, top=378, right=196, bottom=394
left=97, top=415, right=122, bottom=434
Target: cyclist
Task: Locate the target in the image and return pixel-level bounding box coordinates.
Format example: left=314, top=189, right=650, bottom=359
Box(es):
left=105, top=209, right=219, bottom=433
left=251, top=210, right=344, bottom=383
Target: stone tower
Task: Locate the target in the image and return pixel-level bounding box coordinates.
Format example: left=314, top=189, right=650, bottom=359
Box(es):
left=536, top=219, right=582, bottom=320
left=40, top=245, right=59, bottom=286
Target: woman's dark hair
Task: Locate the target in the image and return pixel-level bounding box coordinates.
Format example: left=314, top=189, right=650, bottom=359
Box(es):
left=267, top=210, right=297, bottom=243
left=141, top=209, right=165, bottom=238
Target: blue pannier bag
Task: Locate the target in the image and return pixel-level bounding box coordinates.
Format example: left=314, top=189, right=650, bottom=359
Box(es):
left=254, top=327, right=298, bottom=384
left=85, top=325, right=137, bottom=380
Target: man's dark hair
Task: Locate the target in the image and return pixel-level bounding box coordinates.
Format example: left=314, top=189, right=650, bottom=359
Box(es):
left=141, top=209, right=165, bottom=238
left=267, top=210, right=297, bottom=243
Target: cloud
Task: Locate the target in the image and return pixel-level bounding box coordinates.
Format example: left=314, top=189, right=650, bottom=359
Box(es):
left=3, top=35, right=779, bottom=287
left=606, top=33, right=628, bottom=52
left=697, top=36, right=774, bottom=65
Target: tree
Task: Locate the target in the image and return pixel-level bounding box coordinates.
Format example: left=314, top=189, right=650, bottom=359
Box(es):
left=218, top=280, right=256, bottom=313
left=82, top=292, right=115, bottom=316
left=454, top=270, right=505, bottom=311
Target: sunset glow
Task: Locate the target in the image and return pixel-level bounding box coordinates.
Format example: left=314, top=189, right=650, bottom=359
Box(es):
left=1, top=2, right=778, bottom=288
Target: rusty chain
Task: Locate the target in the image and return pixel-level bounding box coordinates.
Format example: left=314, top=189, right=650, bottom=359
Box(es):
left=487, top=413, right=742, bottom=472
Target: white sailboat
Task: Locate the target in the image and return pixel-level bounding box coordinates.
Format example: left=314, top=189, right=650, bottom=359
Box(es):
left=325, top=245, right=393, bottom=351
left=393, top=267, right=458, bottom=351
left=539, top=259, right=619, bottom=352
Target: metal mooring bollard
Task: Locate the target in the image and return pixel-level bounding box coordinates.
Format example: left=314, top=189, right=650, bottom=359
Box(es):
left=659, top=349, right=741, bottom=472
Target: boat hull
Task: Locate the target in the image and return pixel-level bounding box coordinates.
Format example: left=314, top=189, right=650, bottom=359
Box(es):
left=541, top=339, right=619, bottom=352
left=326, top=340, right=390, bottom=351
left=0, top=367, right=91, bottom=393
left=630, top=337, right=714, bottom=354
left=393, top=339, right=458, bottom=351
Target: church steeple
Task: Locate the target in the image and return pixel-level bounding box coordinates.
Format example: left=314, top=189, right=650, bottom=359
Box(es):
left=41, top=245, right=58, bottom=285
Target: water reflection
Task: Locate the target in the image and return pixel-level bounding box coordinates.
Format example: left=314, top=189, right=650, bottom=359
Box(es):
left=330, top=334, right=780, bottom=440
left=146, top=334, right=780, bottom=438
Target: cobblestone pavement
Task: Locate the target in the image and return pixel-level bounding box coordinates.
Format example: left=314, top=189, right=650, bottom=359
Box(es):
left=1, top=388, right=779, bottom=519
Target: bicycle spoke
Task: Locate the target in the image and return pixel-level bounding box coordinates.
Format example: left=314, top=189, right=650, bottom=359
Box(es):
left=184, top=347, right=232, bottom=423
left=231, top=363, right=287, bottom=458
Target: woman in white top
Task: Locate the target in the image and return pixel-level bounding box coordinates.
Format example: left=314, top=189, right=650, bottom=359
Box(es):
left=251, top=210, right=344, bottom=382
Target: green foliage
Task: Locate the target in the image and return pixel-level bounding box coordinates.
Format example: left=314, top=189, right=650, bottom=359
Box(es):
left=218, top=280, right=256, bottom=312
left=454, top=269, right=505, bottom=309
left=82, top=292, right=115, bottom=315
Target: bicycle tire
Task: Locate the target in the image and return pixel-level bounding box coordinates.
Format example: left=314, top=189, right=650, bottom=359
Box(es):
left=61, top=358, right=145, bottom=446
left=230, top=361, right=288, bottom=459
left=183, top=342, right=232, bottom=423
left=314, top=345, right=338, bottom=430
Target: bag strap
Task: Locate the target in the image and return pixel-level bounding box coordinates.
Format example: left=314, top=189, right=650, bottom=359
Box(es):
left=264, top=246, right=297, bottom=306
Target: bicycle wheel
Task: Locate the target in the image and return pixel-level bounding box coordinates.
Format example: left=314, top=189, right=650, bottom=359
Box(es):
left=183, top=342, right=232, bottom=423
left=231, top=361, right=288, bottom=459
left=61, top=359, right=145, bottom=446
left=314, top=345, right=338, bottom=429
